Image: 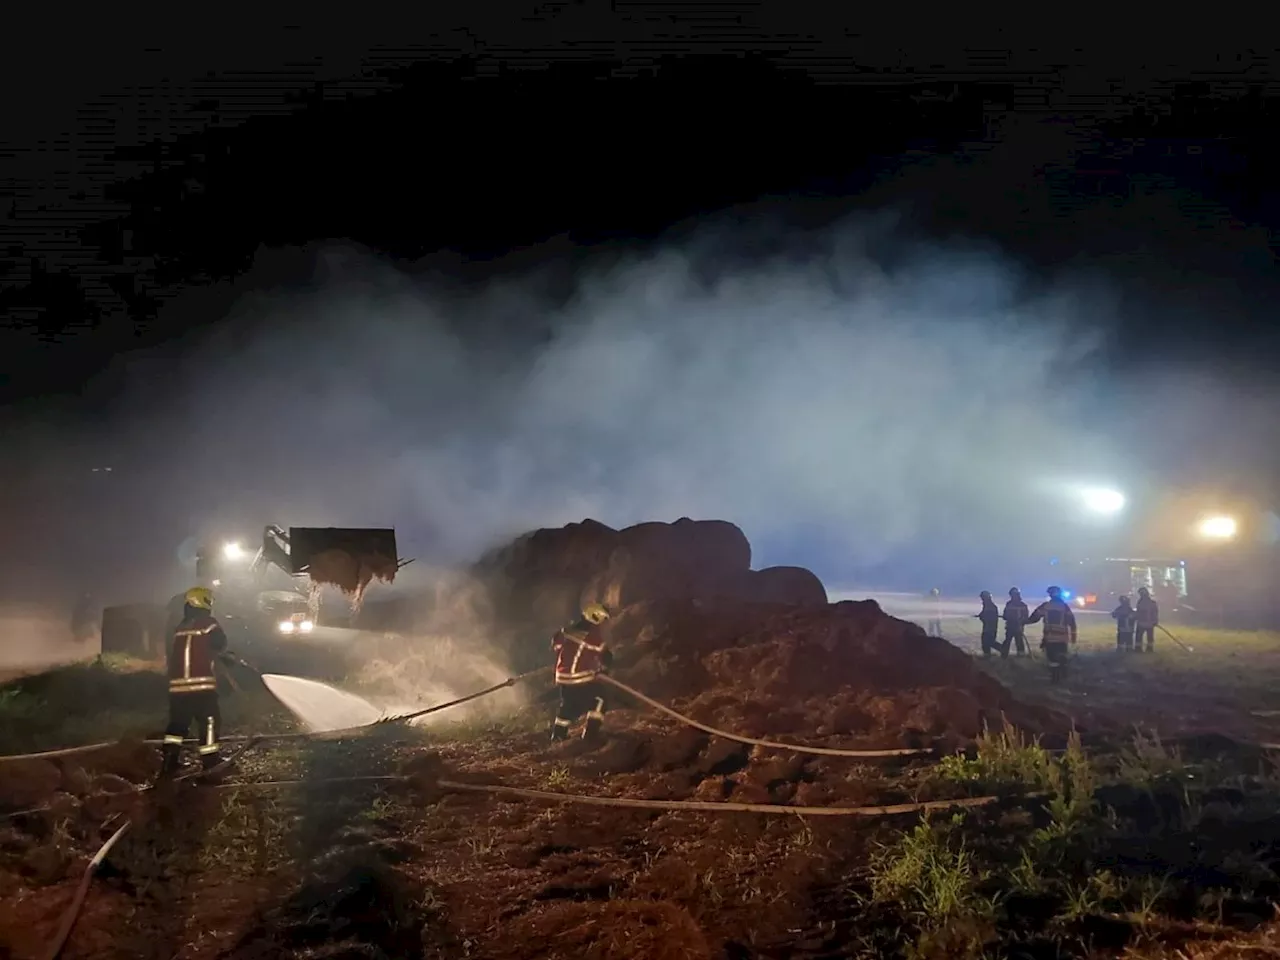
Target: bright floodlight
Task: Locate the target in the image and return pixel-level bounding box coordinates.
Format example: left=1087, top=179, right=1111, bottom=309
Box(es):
left=222, top=541, right=246, bottom=561
left=1198, top=515, right=1238, bottom=540
left=1080, top=487, right=1126, bottom=515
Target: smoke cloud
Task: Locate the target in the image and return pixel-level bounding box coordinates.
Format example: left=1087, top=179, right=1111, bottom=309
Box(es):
left=4, top=205, right=1276, bottom=609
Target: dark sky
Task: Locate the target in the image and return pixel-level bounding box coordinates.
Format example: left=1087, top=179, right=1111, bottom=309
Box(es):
left=3, top=17, right=1279, bottom=602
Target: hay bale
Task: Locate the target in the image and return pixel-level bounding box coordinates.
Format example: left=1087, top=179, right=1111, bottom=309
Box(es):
left=744, top=566, right=828, bottom=606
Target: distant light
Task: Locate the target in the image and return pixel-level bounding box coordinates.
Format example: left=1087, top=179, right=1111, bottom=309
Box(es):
left=1073, top=596, right=1086, bottom=608
left=1061, top=589, right=1072, bottom=599
left=222, top=541, right=246, bottom=561
left=1198, top=516, right=1238, bottom=540
left=211, top=578, right=222, bottom=587
left=1080, top=487, right=1126, bottom=515
left=278, top=620, right=296, bottom=635
left=299, top=620, right=314, bottom=633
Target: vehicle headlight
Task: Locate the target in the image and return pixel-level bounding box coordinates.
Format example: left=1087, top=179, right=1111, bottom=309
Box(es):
left=277, top=620, right=296, bottom=634
left=299, top=620, right=314, bottom=633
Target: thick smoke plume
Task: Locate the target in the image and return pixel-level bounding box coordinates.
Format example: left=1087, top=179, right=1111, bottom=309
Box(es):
left=4, top=209, right=1276, bottom=614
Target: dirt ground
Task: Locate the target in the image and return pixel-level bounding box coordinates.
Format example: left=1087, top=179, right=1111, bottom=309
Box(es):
left=3, top=616, right=1280, bottom=959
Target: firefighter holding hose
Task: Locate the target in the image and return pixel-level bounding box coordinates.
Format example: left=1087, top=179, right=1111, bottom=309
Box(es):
left=1027, top=585, right=1078, bottom=682
left=161, top=586, right=234, bottom=775
left=550, top=602, right=614, bottom=743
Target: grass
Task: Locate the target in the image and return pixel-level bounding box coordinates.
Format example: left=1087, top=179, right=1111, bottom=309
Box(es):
left=866, top=704, right=1280, bottom=958
left=7, top=620, right=1280, bottom=959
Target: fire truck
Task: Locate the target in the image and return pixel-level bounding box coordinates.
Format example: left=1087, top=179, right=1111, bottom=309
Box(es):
left=1045, top=557, right=1187, bottom=611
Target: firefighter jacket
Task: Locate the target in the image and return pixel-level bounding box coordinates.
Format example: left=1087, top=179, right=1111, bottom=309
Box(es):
left=1028, top=599, right=1077, bottom=645
left=1112, top=603, right=1137, bottom=634
left=553, top=618, right=607, bottom=685
left=1003, top=599, right=1029, bottom=628
left=977, top=600, right=1000, bottom=627
left=167, top=613, right=228, bottom=695
left=1135, top=597, right=1159, bottom=628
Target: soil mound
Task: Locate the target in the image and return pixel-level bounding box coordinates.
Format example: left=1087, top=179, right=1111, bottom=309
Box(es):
left=604, top=597, right=1061, bottom=749
left=476, top=517, right=1052, bottom=746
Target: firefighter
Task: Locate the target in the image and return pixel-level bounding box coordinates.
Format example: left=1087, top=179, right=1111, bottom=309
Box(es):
left=161, top=586, right=232, bottom=775
left=1111, top=595, right=1137, bottom=652
left=975, top=591, right=1000, bottom=657
left=927, top=587, right=943, bottom=638
left=550, top=602, right=614, bottom=743
left=1135, top=586, right=1159, bottom=652
left=1027, top=585, right=1077, bottom=682
left=1002, top=588, right=1029, bottom=657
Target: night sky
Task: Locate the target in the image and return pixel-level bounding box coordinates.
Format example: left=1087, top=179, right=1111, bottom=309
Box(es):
left=3, top=16, right=1279, bottom=604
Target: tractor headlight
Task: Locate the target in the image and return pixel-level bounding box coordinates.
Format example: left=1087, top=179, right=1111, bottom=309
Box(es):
left=299, top=620, right=314, bottom=633
left=277, top=620, right=296, bottom=635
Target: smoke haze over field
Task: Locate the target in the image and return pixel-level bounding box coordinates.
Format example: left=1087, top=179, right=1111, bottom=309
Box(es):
left=4, top=208, right=1279, bottom=606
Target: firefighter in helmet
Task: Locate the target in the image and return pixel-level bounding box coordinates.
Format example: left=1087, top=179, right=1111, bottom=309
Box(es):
left=1027, top=585, right=1078, bottom=682
left=1112, top=595, right=1137, bottom=651
left=1135, top=586, right=1159, bottom=652
left=975, top=591, right=1000, bottom=657
left=161, top=586, right=233, bottom=775
left=550, top=602, right=614, bottom=742
left=1002, top=587, right=1030, bottom=657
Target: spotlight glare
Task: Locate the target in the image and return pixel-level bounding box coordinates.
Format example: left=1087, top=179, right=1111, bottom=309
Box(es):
left=1198, top=515, right=1238, bottom=540
left=1080, top=487, right=1126, bottom=514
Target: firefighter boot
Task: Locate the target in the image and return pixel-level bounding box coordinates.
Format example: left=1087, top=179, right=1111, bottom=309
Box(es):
left=582, top=696, right=605, bottom=743
left=201, top=752, right=223, bottom=773
left=550, top=718, right=571, bottom=742
left=161, top=743, right=182, bottom=777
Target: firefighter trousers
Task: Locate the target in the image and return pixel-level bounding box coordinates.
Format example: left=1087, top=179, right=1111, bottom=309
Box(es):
left=1002, top=627, right=1027, bottom=657
left=163, top=690, right=221, bottom=773
left=1136, top=626, right=1155, bottom=650
left=980, top=625, right=999, bottom=657
left=1116, top=629, right=1135, bottom=651
left=552, top=681, right=606, bottom=741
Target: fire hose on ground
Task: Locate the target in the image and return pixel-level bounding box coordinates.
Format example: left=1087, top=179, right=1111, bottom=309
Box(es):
left=22, top=666, right=1005, bottom=959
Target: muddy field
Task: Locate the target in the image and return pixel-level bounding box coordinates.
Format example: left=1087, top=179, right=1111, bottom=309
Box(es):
left=2, top=613, right=1280, bottom=959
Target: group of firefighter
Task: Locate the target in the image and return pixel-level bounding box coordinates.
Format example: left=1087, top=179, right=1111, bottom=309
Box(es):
left=963, top=584, right=1160, bottom=678
left=160, top=574, right=1166, bottom=771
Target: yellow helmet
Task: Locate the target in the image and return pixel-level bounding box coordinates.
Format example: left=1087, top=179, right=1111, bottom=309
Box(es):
left=184, top=586, right=214, bottom=610
left=582, top=603, right=610, bottom=624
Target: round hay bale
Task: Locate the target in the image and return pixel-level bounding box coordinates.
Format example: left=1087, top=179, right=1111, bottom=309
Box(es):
left=744, top=566, right=828, bottom=606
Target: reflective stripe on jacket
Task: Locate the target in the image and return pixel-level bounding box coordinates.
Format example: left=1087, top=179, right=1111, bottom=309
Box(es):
left=1029, top=599, right=1077, bottom=644
left=167, top=614, right=227, bottom=695
left=1003, top=600, right=1029, bottom=627
left=553, top=619, right=606, bottom=685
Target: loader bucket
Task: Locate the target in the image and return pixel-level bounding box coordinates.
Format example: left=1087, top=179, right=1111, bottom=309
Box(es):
left=287, top=527, right=401, bottom=595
